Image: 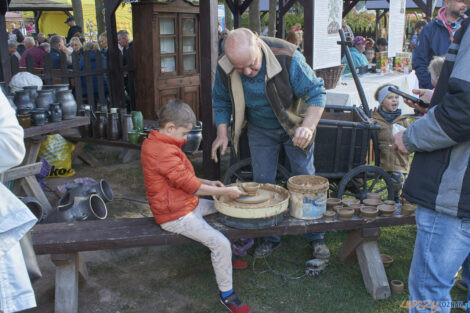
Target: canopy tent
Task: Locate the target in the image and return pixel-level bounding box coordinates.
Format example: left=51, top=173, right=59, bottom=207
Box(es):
left=366, top=0, right=443, bottom=10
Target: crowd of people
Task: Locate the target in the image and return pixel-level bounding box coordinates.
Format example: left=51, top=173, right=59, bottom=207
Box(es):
left=5, top=17, right=133, bottom=109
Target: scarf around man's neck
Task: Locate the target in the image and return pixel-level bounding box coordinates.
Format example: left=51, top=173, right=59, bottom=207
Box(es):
left=378, top=106, right=401, bottom=124
left=437, top=7, right=467, bottom=42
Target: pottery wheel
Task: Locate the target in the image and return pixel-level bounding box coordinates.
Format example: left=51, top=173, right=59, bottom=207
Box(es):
left=234, top=189, right=270, bottom=204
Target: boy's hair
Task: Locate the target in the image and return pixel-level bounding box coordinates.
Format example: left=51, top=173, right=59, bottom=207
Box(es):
left=158, top=99, right=196, bottom=128
left=428, top=56, right=445, bottom=79
left=374, top=83, right=399, bottom=102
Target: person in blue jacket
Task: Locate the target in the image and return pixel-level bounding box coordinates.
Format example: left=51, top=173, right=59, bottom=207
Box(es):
left=412, top=0, right=467, bottom=89
left=342, top=36, right=369, bottom=74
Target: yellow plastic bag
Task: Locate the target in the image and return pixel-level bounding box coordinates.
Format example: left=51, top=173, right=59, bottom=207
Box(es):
left=38, top=134, right=75, bottom=178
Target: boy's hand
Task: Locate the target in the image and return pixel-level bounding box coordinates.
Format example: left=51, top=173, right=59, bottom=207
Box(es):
left=209, top=180, right=224, bottom=187
left=225, top=186, right=247, bottom=199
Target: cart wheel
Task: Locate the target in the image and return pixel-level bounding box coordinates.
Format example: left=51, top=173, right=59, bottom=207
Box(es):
left=337, top=165, right=394, bottom=200
left=222, top=158, right=291, bottom=186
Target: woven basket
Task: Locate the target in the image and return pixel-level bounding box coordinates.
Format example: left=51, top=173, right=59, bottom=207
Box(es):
left=315, top=64, right=346, bottom=90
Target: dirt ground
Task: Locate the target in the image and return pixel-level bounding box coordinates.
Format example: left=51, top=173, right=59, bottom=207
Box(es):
left=25, top=146, right=213, bottom=313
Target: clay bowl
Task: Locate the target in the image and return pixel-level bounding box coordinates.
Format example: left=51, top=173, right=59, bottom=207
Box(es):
left=366, top=192, right=382, bottom=200
left=342, top=198, right=361, bottom=206
left=363, top=198, right=382, bottom=207
left=401, top=204, right=417, bottom=216
left=361, top=206, right=378, bottom=220
left=326, top=198, right=341, bottom=211
left=384, top=200, right=396, bottom=206
left=350, top=203, right=363, bottom=215
left=323, top=210, right=336, bottom=221
left=241, top=182, right=260, bottom=197
left=390, top=280, right=404, bottom=294
left=333, top=205, right=343, bottom=213
left=381, top=254, right=394, bottom=267
left=338, top=208, right=354, bottom=220
left=378, top=204, right=396, bottom=217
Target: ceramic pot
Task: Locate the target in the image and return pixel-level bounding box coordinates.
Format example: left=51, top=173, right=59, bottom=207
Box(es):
left=366, top=192, right=382, bottom=200
left=378, top=204, right=395, bottom=217
left=241, top=182, right=260, bottom=196
left=57, top=90, right=77, bottom=120
left=131, top=111, right=143, bottom=132
left=361, top=206, right=378, bottom=220
left=363, top=198, right=382, bottom=207
left=350, top=203, right=363, bottom=215
left=14, top=90, right=35, bottom=113
left=17, top=114, right=31, bottom=128
left=63, top=179, right=114, bottom=203
left=78, top=105, right=92, bottom=137
left=333, top=205, right=343, bottom=213
left=326, top=198, right=341, bottom=211
left=41, top=85, right=57, bottom=101
left=182, top=121, right=203, bottom=154
left=121, top=114, right=133, bottom=141
left=7, top=95, right=16, bottom=111
left=342, top=198, right=360, bottom=206
left=390, top=280, right=404, bottom=294
left=23, top=85, right=38, bottom=103
left=401, top=204, right=416, bottom=216
left=94, top=111, right=107, bottom=138
left=381, top=254, right=394, bottom=268
left=49, top=103, right=62, bottom=123
left=128, top=130, right=140, bottom=144
left=110, top=107, right=118, bottom=114
left=323, top=210, right=336, bottom=221
left=107, top=112, right=120, bottom=140
left=30, top=108, right=48, bottom=126
left=20, top=196, right=46, bottom=222
left=36, top=89, right=55, bottom=109
left=384, top=200, right=396, bottom=206
left=50, top=194, right=107, bottom=223
left=338, top=208, right=354, bottom=220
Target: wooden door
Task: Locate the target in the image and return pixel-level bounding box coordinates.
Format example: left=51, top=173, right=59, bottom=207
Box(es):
left=181, top=85, right=200, bottom=117
left=158, top=88, right=180, bottom=114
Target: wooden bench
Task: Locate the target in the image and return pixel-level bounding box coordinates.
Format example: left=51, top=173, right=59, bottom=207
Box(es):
left=31, top=214, right=415, bottom=313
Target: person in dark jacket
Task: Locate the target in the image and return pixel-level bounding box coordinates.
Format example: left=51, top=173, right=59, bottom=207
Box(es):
left=79, top=41, right=108, bottom=109
left=65, top=16, right=83, bottom=44
left=394, top=17, right=470, bottom=313
left=412, top=0, right=467, bottom=89
left=49, top=35, right=71, bottom=69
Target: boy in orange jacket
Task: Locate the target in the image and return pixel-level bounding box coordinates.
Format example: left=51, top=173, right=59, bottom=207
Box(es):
left=141, top=99, right=252, bottom=313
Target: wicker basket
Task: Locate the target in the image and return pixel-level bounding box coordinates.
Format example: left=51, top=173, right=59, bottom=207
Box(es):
left=315, top=64, right=346, bottom=90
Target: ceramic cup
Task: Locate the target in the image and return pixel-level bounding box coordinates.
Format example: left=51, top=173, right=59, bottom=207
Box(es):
left=390, top=280, right=404, bottom=294
left=128, top=131, right=140, bottom=144
left=17, top=114, right=31, bottom=128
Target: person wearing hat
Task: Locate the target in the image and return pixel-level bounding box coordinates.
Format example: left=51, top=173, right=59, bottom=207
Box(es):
left=65, top=16, right=83, bottom=44
left=342, top=35, right=369, bottom=74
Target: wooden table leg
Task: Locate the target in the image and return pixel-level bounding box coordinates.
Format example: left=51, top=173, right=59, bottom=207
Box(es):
left=338, top=227, right=391, bottom=300
left=71, top=142, right=99, bottom=167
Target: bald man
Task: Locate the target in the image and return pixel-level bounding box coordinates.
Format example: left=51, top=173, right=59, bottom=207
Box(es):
left=212, top=28, right=329, bottom=261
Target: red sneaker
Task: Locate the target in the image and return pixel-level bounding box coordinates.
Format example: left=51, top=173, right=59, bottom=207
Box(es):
left=219, top=293, right=252, bottom=313
left=232, top=259, right=248, bottom=270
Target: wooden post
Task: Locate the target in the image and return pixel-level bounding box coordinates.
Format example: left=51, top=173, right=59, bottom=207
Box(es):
left=200, top=0, right=220, bottom=179
left=338, top=227, right=380, bottom=263
left=233, top=0, right=242, bottom=28
left=0, top=11, right=12, bottom=83
left=356, top=241, right=391, bottom=300
left=303, top=0, right=313, bottom=67
left=51, top=253, right=80, bottom=313
left=104, top=0, right=125, bottom=108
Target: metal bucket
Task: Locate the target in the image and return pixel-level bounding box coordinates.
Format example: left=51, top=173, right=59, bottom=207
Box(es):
left=287, top=175, right=329, bottom=220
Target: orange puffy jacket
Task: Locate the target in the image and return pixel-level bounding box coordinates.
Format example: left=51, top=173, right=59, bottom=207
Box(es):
left=141, top=130, right=201, bottom=224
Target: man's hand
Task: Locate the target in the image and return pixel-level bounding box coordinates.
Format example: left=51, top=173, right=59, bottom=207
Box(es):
left=403, top=89, right=433, bottom=114
left=393, top=130, right=410, bottom=155
left=293, top=126, right=314, bottom=149
left=211, top=124, right=229, bottom=163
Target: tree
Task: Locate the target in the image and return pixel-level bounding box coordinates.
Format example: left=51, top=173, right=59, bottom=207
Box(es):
left=225, top=4, right=233, bottom=29
left=95, top=0, right=105, bottom=36
left=249, top=0, right=260, bottom=34
left=71, top=0, right=84, bottom=31
left=268, top=0, right=276, bottom=36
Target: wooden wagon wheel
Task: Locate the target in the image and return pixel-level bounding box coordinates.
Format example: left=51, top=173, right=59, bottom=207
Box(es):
left=222, top=158, right=291, bottom=186
left=337, top=165, right=395, bottom=201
